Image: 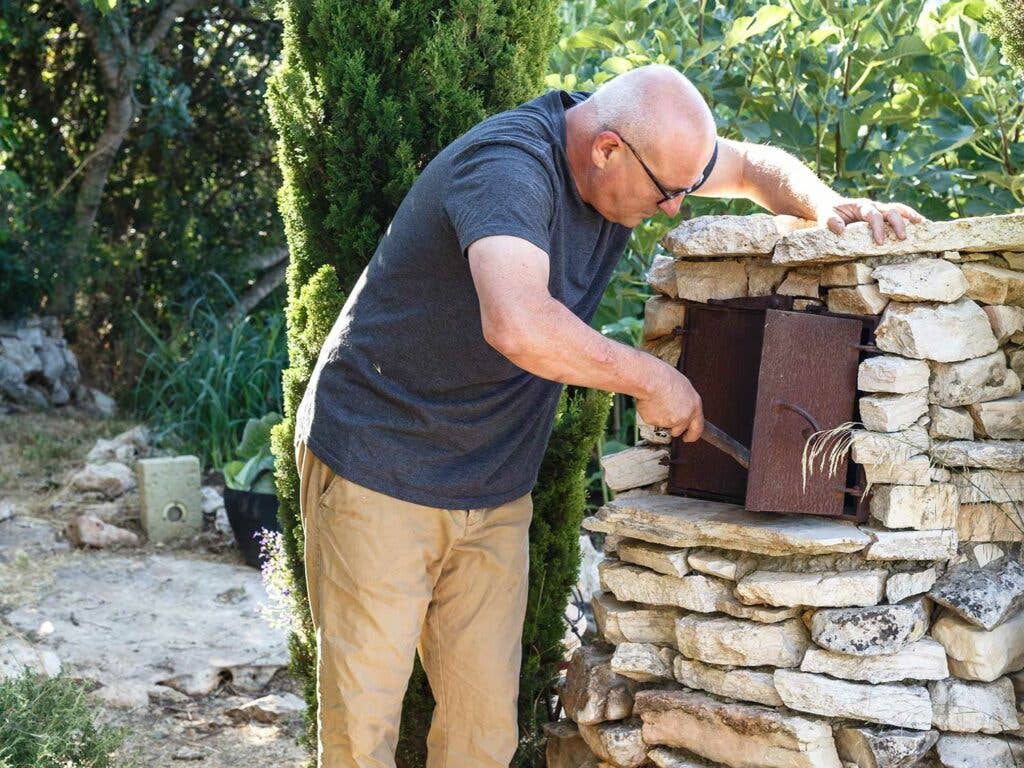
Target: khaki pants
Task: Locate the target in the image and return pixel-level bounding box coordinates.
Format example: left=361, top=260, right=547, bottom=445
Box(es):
left=294, top=441, right=534, bottom=768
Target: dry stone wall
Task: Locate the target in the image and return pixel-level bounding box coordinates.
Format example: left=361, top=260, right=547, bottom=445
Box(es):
left=550, top=213, right=1024, bottom=768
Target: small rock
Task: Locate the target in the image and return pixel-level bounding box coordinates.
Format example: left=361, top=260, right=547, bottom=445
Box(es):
left=827, top=284, right=889, bottom=315
left=0, top=638, right=62, bottom=681
left=808, top=596, right=930, bottom=656
left=928, top=558, right=1024, bottom=630
left=591, top=592, right=679, bottom=645
left=561, top=645, right=636, bottom=725
left=850, top=426, right=930, bottom=465
left=870, top=485, right=958, bottom=530
left=929, top=405, right=975, bottom=440
left=874, top=298, right=998, bottom=363
left=69, top=462, right=136, bottom=498
left=225, top=692, right=306, bottom=724
left=861, top=454, right=933, bottom=486
left=644, top=296, right=687, bottom=340
left=646, top=254, right=679, bottom=297
left=616, top=539, right=690, bottom=578
left=65, top=514, right=140, bottom=549
left=673, top=657, right=783, bottom=707
left=858, top=355, right=931, bottom=394
left=864, top=528, right=958, bottom=561
left=674, top=614, right=810, bottom=668
left=774, top=669, right=932, bottom=729
left=930, top=677, right=1019, bottom=734
left=800, top=637, right=949, bottom=684
left=611, top=642, right=677, bottom=683
left=578, top=718, right=646, bottom=768
left=834, top=726, right=938, bottom=768
left=777, top=270, right=820, bottom=298
left=872, top=258, right=967, bottom=303
left=747, top=263, right=788, bottom=296
left=171, top=746, right=206, bottom=761
left=970, top=394, right=1024, bottom=439
left=930, top=351, right=1021, bottom=408
left=674, top=259, right=749, bottom=303
left=963, top=262, right=1024, bottom=304
left=932, top=608, right=1024, bottom=682
left=886, top=567, right=938, bottom=603
left=734, top=569, right=887, bottom=608
left=600, top=446, right=669, bottom=493
left=935, top=733, right=1024, bottom=768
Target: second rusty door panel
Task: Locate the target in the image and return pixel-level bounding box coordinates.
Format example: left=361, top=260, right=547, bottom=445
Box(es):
left=745, top=309, right=863, bottom=516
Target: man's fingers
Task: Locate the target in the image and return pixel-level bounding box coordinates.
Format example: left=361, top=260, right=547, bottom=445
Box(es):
left=826, top=215, right=845, bottom=235
left=858, top=203, right=886, bottom=244
left=884, top=207, right=907, bottom=240
left=681, top=412, right=704, bottom=443
left=895, top=202, right=926, bottom=223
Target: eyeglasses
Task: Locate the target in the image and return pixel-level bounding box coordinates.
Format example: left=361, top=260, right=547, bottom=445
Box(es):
left=618, top=135, right=719, bottom=205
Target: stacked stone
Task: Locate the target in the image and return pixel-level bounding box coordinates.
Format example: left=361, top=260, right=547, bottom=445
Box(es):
left=548, top=214, right=1024, bottom=768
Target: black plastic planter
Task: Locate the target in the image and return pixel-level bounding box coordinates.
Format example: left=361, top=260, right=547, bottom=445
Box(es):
left=223, top=486, right=281, bottom=568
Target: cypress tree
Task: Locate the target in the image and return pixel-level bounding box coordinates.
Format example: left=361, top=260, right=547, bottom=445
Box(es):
left=265, top=1, right=588, bottom=764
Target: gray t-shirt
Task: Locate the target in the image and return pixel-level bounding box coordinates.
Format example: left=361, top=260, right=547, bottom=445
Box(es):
left=295, top=89, right=632, bottom=509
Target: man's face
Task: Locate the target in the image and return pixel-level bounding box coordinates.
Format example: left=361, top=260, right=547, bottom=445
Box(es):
left=590, top=131, right=713, bottom=227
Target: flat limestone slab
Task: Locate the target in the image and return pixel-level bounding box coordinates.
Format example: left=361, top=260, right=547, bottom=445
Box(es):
left=773, top=669, right=933, bottom=730
left=662, top=213, right=814, bottom=258
left=932, top=608, right=1024, bottom=682
left=772, top=214, right=1024, bottom=265
left=734, top=569, right=887, bottom=608
left=673, top=657, right=783, bottom=707
left=935, top=733, right=1024, bottom=767
left=591, top=591, right=680, bottom=645
left=634, top=689, right=843, bottom=768
left=586, top=495, right=872, bottom=557
left=674, top=614, right=810, bottom=668
left=800, top=638, right=949, bottom=683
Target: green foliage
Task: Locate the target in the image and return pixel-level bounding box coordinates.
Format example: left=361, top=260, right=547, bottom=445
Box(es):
left=0, top=672, right=131, bottom=768
left=130, top=290, right=287, bottom=471
left=267, top=0, right=561, bottom=761
left=223, top=412, right=282, bottom=493
left=517, top=387, right=612, bottom=766
left=990, top=0, right=1024, bottom=76
left=0, top=0, right=284, bottom=390
left=0, top=170, right=43, bottom=319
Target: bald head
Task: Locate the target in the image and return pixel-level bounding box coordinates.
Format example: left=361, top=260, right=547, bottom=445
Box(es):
left=587, top=65, right=716, bottom=157
left=564, top=64, right=719, bottom=226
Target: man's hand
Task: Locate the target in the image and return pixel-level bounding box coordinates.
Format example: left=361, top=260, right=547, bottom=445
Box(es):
left=635, top=364, right=705, bottom=442
left=818, top=198, right=926, bottom=245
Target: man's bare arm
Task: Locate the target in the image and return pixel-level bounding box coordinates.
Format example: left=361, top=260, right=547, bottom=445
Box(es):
left=467, top=234, right=704, bottom=440
left=692, top=138, right=924, bottom=243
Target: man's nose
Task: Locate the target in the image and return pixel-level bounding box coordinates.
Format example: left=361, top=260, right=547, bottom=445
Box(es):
left=658, top=195, right=685, bottom=217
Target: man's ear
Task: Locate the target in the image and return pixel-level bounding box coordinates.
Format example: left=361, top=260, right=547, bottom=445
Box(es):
left=591, top=130, right=620, bottom=170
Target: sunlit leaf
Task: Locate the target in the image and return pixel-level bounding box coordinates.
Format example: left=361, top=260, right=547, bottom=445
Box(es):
left=723, top=5, right=791, bottom=49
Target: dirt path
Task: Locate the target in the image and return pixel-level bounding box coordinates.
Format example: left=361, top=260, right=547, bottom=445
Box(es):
left=0, top=409, right=309, bottom=767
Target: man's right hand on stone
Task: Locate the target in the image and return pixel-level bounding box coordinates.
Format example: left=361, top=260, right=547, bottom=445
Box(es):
left=635, top=364, right=705, bottom=442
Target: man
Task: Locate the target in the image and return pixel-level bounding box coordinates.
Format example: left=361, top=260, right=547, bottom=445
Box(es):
left=293, top=64, right=922, bottom=768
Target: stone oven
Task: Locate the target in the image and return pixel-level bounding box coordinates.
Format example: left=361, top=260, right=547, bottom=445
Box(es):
left=549, top=213, right=1024, bottom=768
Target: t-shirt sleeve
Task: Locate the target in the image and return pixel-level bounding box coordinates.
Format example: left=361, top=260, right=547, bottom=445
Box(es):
left=442, top=143, right=554, bottom=258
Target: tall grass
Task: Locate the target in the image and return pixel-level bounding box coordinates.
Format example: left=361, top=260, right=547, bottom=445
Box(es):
left=130, top=283, right=287, bottom=471
left=0, top=671, right=132, bottom=768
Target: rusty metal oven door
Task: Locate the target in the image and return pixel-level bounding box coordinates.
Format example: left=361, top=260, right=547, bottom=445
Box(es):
left=744, top=309, right=863, bottom=516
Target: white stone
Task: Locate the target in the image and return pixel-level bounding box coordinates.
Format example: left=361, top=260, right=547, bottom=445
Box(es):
left=930, top=351, right=1021, bottom=407
left=956, top=503, right=1024, bottom=543
left=932, top=609, right=1024, bottom=682
left=611, top=642, right=677, bottom=683
left=935, top=734, right=1024, bottom=768
left=864, top=528, right=958, bottom=560
left=591, top=592, right=679, bottom=645
left=800, top=638, right=949, bottom=684
left=970, top=393, right=1024, bottom=439
left=561, top=645, right=636, bottom=725
left=827, top=284, right=889, bottom=315
left=930, top=678, right=1019, bottom=734
left=963, top=262, right=1024, bottom=305
left=734, top=569, right=887, bottom=608
left=821, top=262, right=874, bottom=287
left=616, top=539, right=690, bottom=578
left=870, top=485, right=959, bottom=530
left=886, top=567, right=939, bottom=604
left=645, top=296, right=688, bottom=340
left=933, top=440, right=1024, bottom=471
left=952, top=470, right=1024, bottom=503
left=748, top=263, right=789, bottom=296
left=874, top=298, right=998, bottom=363
left=860, top=390, right=929, bottom=432
left=809, top=597, right=931, bottom=656
left=676, top=260, right=749, bottom=302
left=673, top=657, right=783, bottom=707
left=674, top=614, right=810, bottom=668
left=578, top=719, right=647, bottom=768
left=65, top=514, right=141, bottom=549
left=585, top=494, right=872, bottom=557
left=635, top=689, right=843, bottom=768
left=600, top=445, right=669, bottom=493
left=851, top=427, right=930, bottom=465
left=598, top=560, right=731, bottom=613
left=662, top=213, right=814, bottom=257
left=68, top=461, right=136, bottom=498
left=778, top=270, right=821, bottom=298
left=930, top=405, right=975, bottom=440
left=872, top=258, right=968, bottom=303
left=861, top=454, right=934, bottom=486
left=984, top=305, right=1024, bottom=343
left=225, top=692, right=306, bottom=724
left=858, top=356, right=931, bottom=394
left=643, top=335, right=682, bottom=367
left=774, top=669, right=932, bottom=729
left=647, top=254, right=679, bottom=297
left=687, top=549, right=738, bottom=581
left=772, top=214, right=1024, bottom=265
